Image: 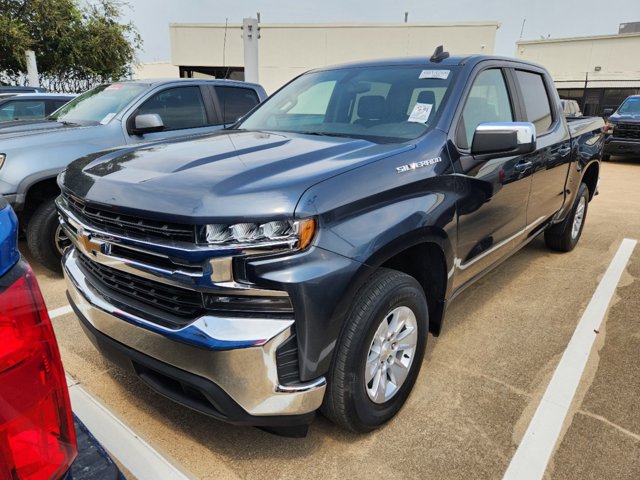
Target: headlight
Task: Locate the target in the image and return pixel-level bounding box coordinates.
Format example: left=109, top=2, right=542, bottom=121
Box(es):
left=202, top=218, right=316, bottom=250
left=0, top=154, right=5, bottom=170
left=604, top=122, right=615, bottom=135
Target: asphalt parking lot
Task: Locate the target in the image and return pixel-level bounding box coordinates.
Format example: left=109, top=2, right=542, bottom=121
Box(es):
left=28, top=157, right=640, bottom=480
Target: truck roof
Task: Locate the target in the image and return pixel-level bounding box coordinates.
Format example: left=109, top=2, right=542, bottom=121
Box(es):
left=117, top=78, right=264, bottom=90
left=312, top=54, right=546, bottom=72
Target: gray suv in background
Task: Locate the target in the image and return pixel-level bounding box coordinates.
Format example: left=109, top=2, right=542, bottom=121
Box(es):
left=0, top=78, right=266, bottom=272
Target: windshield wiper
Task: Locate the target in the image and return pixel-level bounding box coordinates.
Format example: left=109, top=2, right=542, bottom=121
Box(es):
left=295, top=131, right=358, bottom=139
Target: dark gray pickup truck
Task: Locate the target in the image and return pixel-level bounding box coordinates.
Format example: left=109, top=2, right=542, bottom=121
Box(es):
left=57, top=53, right=604, bottom=436
left=603, top=95, right=640, bottom=160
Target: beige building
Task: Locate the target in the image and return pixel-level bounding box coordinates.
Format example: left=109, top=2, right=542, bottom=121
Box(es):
left=133, top=61, right=179, bottom=80
left=516, top=32, right=640, bottom=115
left=170, top=22, right=500, bottom=93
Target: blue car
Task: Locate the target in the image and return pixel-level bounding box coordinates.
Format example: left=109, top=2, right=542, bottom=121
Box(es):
left=0, top=197, right=123, bottom=479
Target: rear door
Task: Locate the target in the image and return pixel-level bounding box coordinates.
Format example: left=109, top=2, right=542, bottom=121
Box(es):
left=124, top=84, right=223, bottom=144
left=512, top=68, right=571, bottom=226
left=449, top=65, right=535, bottom=290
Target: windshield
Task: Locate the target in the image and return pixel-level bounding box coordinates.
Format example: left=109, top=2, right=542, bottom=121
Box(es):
left=617, top=97, right=640, bottom=115
left=50, top=83, right=147, bottom=124
left=239, top=65, right=459, bottom=143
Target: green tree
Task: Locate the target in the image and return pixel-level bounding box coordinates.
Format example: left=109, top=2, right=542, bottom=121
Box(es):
left=0, top=0, right=142, bottom=92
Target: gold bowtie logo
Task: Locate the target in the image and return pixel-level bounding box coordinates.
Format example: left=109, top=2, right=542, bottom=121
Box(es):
left=78, top=230, right=105, bottom=256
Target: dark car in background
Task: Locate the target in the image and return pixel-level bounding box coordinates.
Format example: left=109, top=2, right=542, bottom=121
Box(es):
left=0, top=197, right=124, bottom=479
left=603, top=95, right=640, bottom=161
left=0, top=94, right=75, bottom=122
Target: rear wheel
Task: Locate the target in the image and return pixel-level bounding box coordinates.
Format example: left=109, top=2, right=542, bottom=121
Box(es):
left=321, top=268, right=428, bottom=432
left=544, top=182, right=589, bottom=252
left=26, top=197, right=67, bottom=273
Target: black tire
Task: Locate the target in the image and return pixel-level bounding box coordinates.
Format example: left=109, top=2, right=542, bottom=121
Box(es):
left=544, top=182, right=589, bottom=252
left=321, top=268, right=428, bottom=432
left=26, top=197, right=64, bottom=274
left=602, top=154, right=610, bottom=161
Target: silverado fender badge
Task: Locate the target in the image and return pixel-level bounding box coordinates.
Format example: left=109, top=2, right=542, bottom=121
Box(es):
left=396, top=156, right=442, bottom=173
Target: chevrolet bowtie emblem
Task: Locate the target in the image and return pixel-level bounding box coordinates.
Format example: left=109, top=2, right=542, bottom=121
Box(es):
left=78, top=230, right=109, bottom=256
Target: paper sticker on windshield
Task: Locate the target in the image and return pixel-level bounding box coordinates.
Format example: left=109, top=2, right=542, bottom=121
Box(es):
left=100, top=113, right=116, bottom=125
left=419, top=70, right=450, bottom=80
left=408, top=103, right=433, bottom=123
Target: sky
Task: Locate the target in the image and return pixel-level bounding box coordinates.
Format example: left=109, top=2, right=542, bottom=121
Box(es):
left=122, top=0, right=640, bottom=62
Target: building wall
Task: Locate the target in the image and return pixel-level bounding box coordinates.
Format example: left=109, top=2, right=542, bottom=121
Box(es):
left=516, top=33, right=640, bottom=86
left=170, top=22, right=499, bottom=93
left=133, top=62, right=180, bottom=80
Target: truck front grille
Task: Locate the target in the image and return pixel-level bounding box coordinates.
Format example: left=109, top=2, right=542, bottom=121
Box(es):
left=77, top=253, right=205, bottom=321
left=76, top=252, right=294, bottom=328
left=64, top=193, right=196, bottom=242
left=615, top=123, right=640, bottom=141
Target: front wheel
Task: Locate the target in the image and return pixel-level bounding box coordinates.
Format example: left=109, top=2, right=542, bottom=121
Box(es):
left=321, top=268, right=428, bottom=432
left=26, top=197, right=68, bottom=274
left=544, top=182, right=589, bottom=252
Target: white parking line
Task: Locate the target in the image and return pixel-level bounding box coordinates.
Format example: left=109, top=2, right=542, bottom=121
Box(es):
left=66, top=376, right=192, bottom=480
left=503, top=238, right=637, bottom=480
left=48, top=304, right=73, bottom=318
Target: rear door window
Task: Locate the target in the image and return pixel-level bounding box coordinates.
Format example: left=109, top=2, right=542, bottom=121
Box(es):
left=215, top=86, right=260, bottom=124
left=515, top=70, right=553, bottom=134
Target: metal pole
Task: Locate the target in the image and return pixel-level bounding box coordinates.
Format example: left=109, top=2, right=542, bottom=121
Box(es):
left=582, top=71, right=588, bottom=113
left=242, top=18, right=259, bottom=84
left=25, top=50, right=40, bottom=88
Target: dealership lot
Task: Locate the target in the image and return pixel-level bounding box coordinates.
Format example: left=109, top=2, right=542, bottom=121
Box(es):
left=27, top=158, right=640, bottom=480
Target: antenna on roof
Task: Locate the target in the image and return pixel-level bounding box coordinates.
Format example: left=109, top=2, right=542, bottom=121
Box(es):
left=430, top=45, right=450, bottom=63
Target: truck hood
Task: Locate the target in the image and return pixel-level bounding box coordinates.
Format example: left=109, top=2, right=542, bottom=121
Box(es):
left=0, top=119, right=68, bottom=136
left=61, top=130, right=414, bottom=222
left=609, top=113, right=640, bottom=123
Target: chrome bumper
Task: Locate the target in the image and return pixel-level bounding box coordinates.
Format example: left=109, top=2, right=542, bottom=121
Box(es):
left=63, top=248, right=326, bottom=417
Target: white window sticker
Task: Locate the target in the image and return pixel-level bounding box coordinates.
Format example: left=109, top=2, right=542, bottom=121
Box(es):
left=419, top=70, right=450, bottom=80
left=100, top=112, right=117, bottom=125
left=408, top=103, right=433, bottom=123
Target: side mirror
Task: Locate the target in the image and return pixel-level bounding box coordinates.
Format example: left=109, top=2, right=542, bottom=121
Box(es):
left=602, top=108, right=614, bottom=117
left=132, top=113, right=164, bottom=135
left=471, top=122, right=536, bottom=157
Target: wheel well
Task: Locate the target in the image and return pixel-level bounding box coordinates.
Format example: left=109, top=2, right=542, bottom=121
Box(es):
left=381, top=242, right=448, bottom=336
left=21, top=178, right=60, bottom=227
left=582, top=163, right=599, bottom=200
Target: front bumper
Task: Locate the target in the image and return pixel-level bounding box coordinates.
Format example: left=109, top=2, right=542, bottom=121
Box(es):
left=63, top=248, right=326, bottom=425
left=603, top=138, right=640, bottom=156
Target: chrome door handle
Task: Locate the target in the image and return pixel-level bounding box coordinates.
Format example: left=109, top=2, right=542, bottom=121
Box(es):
left=514, top=161, right=533, bottom=172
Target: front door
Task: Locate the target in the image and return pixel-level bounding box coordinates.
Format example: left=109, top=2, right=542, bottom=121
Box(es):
left=450, top=67, right=535, bottom=291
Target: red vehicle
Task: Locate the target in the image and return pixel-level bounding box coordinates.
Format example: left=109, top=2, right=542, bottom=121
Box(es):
left=0, top=199, right=76, bottom=479
left=1, top=199, right=123, bottom=479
